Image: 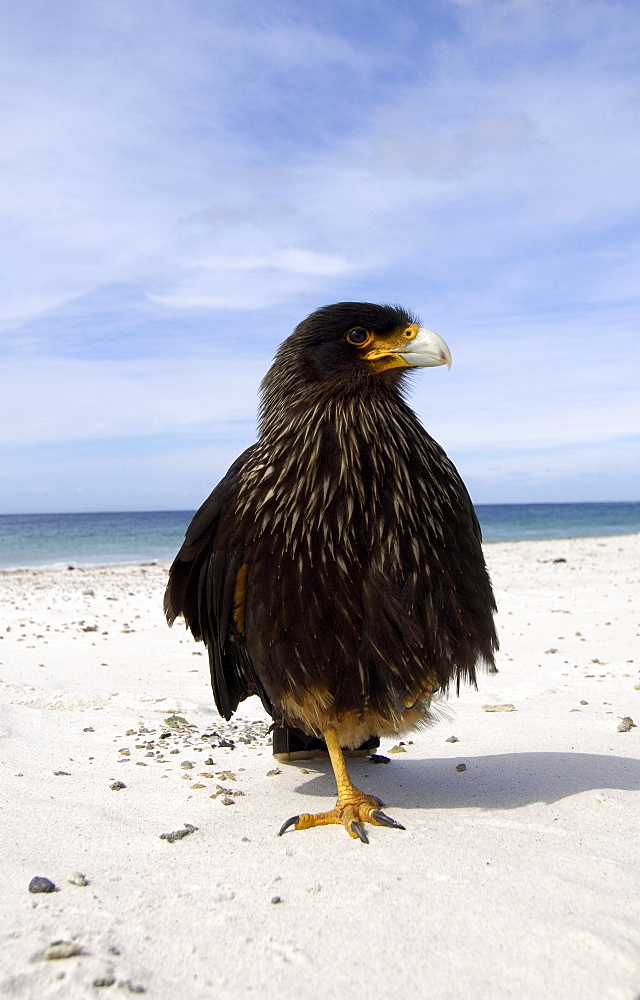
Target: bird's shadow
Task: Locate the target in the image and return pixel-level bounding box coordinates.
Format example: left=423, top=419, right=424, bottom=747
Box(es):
left=291, top=752, right=640, bottom=810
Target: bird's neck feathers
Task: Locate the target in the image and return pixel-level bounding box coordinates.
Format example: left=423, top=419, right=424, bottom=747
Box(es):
left=257, top=341, right=412, bottom=444
left=236, top=346, right=435, bottom=542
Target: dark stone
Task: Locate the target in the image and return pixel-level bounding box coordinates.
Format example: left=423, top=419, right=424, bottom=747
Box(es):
left=160, top=823, right=198, bottom=843
left=29, top=876, right=56, bottom=893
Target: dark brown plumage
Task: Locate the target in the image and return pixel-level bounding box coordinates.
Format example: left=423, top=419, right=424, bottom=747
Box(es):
left=165, top=302, right=498, bottom=840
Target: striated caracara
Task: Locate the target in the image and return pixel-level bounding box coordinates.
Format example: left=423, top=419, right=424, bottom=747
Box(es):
left=165, top=302, right=498, bottom=842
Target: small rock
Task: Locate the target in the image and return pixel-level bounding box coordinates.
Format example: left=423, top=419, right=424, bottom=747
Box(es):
left=204, top=757, right=215, bottom=766
left=118, top=980, right=146, bottom=994
left=298, top=767, right=309, bottom=774
left=221, top=796, right=236, bottom=805
left=83, top=727, right=95, bottom=732
left=29, top=876, right=56, bottom=893
left=267, top=768, right=281, bottom=776
left=110, top=781, right=126, bottom=791
left=43, top=940, right=83, bottom=960
left=455, top=763, right=467, bottom=772
left=369, top=754, right=390, bottom=764
left=164, top=715, right=194, bottom=729
left=93, top=976, right=116, bottom=988
left=482, top=704, right=516, bottom=712
left=580, top=700, right=588, bottom=705
left=446, top=735, right=459, bottom=743
left=53, top=771, right=71, bottom=776
left=552, top=557, right=567, bottom=563
left=68, top=872, right=88, bottom=887
left=388, top=745, right=406, bottom=753
left=617, top=717, right=636, bottom=732
left=180, top=761, right=194, bottom=769
left=160, top=823, right=198, bottom=843
left=218, top=739, right=235, bottom=748
left=271, top=895, right=282, bottom=904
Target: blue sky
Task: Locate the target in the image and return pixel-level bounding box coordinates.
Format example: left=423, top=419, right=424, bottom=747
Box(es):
left=1, top=0, right=638, bottom=513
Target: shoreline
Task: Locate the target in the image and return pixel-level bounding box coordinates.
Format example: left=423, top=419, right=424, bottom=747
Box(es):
left=1, top=530, right=639, bottom=574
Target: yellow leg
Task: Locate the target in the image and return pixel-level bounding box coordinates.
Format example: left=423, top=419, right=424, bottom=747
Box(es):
left=278, top=727, right=405, bottom=843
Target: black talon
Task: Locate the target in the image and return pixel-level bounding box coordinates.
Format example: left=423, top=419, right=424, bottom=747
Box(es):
left=371, top=810, right=405, bottom=830
left=372, top=796, right=386, bottom=808
left=350, top=821, right=369, bottom=844
left=278, top=815, right=300, bottom=836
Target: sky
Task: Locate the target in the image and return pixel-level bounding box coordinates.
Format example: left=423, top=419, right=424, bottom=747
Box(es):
left=1, top=0, right=638, bottom=513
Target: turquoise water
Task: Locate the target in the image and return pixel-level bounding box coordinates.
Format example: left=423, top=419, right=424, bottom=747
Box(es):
left=0, top=503, right=638, bottom=570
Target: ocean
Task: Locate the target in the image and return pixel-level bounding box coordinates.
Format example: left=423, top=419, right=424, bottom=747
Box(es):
left=0, top=503, right=638, bottom=570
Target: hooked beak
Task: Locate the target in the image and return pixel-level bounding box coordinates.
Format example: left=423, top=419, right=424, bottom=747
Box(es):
left=365, top=326, right=452, bottom=372
left=399, top=327, right=452, bottom=369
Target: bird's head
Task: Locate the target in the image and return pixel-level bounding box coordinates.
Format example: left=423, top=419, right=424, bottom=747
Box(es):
left=276, top=302, right=451, bottom=388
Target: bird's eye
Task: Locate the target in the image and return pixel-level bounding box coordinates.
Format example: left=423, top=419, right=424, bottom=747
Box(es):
left=346, top=327, right=369, bottom=345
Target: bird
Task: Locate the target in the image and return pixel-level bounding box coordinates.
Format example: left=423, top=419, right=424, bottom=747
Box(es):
left=165, top=302, right=498, bottom=842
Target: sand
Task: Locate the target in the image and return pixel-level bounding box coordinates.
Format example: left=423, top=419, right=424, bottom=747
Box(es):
left=1, top=535, right=639, bottom=999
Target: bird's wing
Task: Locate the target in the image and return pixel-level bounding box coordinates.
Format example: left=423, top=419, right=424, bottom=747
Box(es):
left=164, top=445, right=272, bottom=720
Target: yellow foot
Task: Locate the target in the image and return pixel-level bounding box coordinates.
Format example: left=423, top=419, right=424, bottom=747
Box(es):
left=278, top=790, right=405, bottom=843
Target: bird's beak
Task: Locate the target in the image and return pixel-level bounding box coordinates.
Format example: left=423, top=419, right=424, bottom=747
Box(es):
left=398, top=327, right=452, bottom=369
left=365, top=327, right=452, bottom=371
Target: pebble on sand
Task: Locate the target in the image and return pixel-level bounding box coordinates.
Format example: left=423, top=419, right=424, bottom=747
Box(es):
left=160, top=823, right=198, bottom=843
left=617, top=717, right=636, bottom=732
left=43, top=940, right=83, bottom=960
left=164, top=715, right=195, bottom=729
left=68, top=871, right=89, bottom=886
left=482, top=704, right=516, bottom=712
left=110, top=781, right=126, bottom=791
left=28, top=876, right=56, bottom=893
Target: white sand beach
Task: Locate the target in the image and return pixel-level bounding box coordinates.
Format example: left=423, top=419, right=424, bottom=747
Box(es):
left=1, top=535, right=639, bottom=999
